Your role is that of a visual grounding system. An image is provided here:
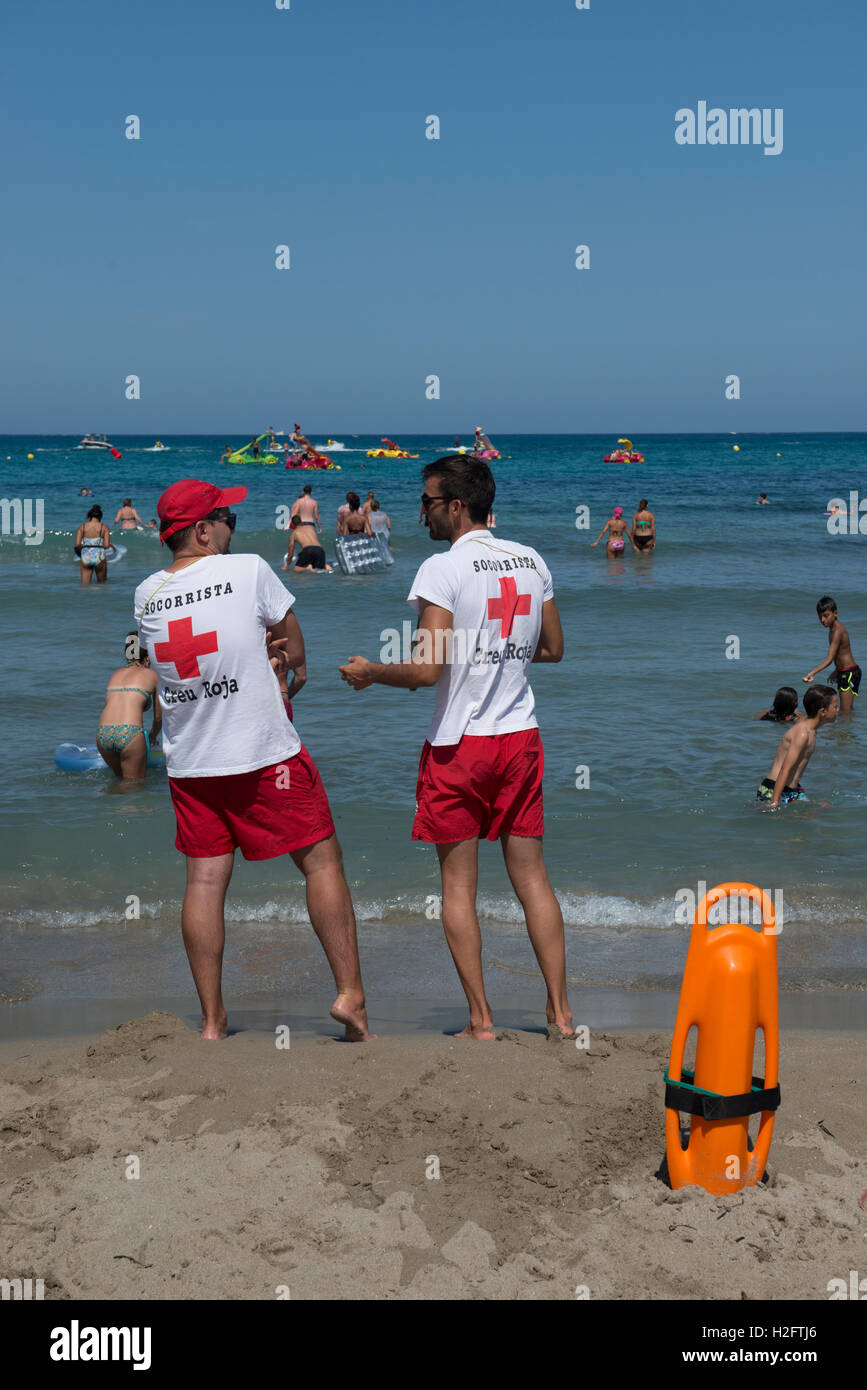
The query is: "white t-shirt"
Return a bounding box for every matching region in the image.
[134,553,299,777]
[407,529,554,746]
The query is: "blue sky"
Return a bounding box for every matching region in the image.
[2,0,864,433]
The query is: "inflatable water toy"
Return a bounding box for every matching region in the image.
[604,439,644,463]
[665,881,780,1196]
[335,533,393,575]
[284,454,338,470]
[227,451,278,465]
[73,544,127,566]
[54,730,164,772]
[367,438,419,459]
[475,449,500,461]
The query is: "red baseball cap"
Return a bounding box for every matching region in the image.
[157,478,247,543]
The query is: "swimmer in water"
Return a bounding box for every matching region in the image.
[115,498,145,531]
[632,499,655,551]
[756,493,770,505]
[754,686,802,722]
[281,515,333,572]
[590,506,635,557]
[96,633,161,781]
[75,505,112,585]
[803,595,861,714]
[756,685,837,808]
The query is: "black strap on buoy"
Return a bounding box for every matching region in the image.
[665,1069,781,1121]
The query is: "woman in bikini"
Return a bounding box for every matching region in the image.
[75,505,113,586]
[344,495,373,535]
[632,499,655,552]
[590,506,636,557]
[96,634,161,780]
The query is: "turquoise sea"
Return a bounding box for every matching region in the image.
[1,433,866,1025]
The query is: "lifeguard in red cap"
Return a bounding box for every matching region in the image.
[134,478,374,1041]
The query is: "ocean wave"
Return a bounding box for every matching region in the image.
[2,889,864,934]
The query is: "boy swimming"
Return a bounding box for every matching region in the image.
[756,685,837,808]
[803,596,861,713]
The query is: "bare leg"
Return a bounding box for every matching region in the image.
[80,563,91,586]
[290,834,374,1041]
[436,838,495,1040]
[118,731,148,781]
[97,745,121,775]
[96,560,108,584]
[839,686,855,714]
[182,853,234,1039]
[500,833,573,1036]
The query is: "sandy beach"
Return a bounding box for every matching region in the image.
[1,1011,863,1301]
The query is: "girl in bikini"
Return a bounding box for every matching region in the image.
[632,499,656,552]
[590,506,636,557]
[96,633,161,781]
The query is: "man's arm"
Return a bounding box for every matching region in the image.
[340,601,451,690]
[314,502,321,532]
[532,598,564,663]
[266,611,306,675]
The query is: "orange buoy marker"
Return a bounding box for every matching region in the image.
[665,882,780,1195]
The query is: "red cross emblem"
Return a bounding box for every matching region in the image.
[487,576,531,638]
[154,617,219,678]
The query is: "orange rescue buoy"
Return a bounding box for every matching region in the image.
[665,882,780,1195]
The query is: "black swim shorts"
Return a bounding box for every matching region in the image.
[295,545,326,569]
[832,665,861,695]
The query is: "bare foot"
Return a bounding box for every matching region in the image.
[201,1011,228,1041]
[455,1022,497,1041]
[546,1011,576,1040]
[330,994,377,1042]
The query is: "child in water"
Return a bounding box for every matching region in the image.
[754,687,802,722]
[803,596,861,714]
[756,685,837,808]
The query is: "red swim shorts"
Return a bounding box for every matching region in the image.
[169,746,335,860]
[412,728,545,843]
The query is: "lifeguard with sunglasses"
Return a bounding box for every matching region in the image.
[340,456,573,1042]
[135,478,373,1043]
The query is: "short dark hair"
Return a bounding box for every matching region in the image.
[421,454,495,524]
[303,484,312,494]
[87,505,103,520]
[164,524,194,552]
[817,596,837,617]
[804,684,836,717]
[123,497,132,506]
[772,686,798,718]
[290,514,302,528]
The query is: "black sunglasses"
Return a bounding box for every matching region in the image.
[420,493,452,509]
[204,510,237,530]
